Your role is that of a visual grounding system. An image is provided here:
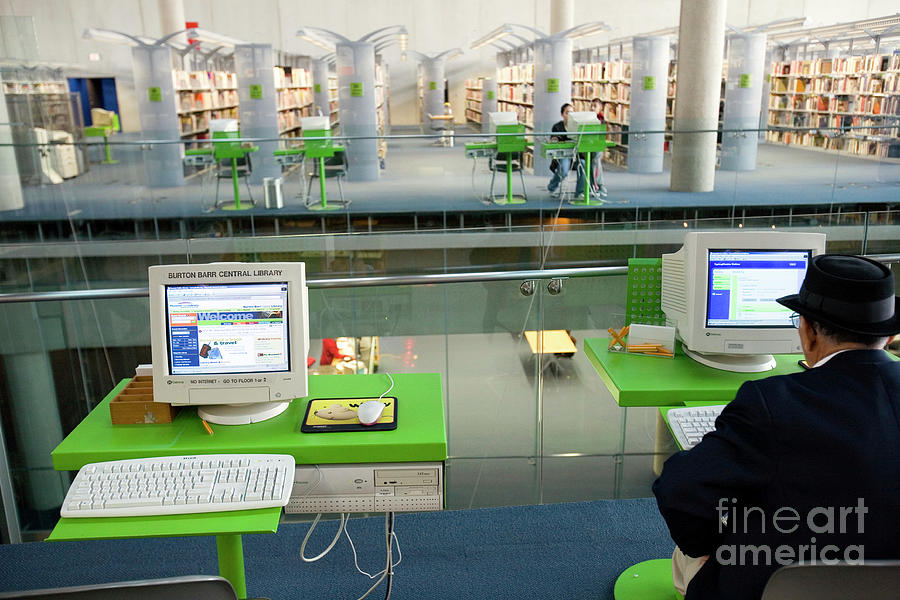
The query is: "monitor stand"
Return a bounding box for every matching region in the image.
[198,401,290,426]
[683,347,776,373]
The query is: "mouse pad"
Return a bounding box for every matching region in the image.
[300,397,397,433]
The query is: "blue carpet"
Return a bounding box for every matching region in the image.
[0,498,673,599]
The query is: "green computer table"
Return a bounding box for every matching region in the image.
[50,373,447,600]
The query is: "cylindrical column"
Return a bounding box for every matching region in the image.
[533,37,573,175]
[158,0,187,45]
[0,76,25,210]
[422,58,446,129]
[759,46,773,140]
[131,45,185,187]
[720,33,766,171]
[5,352,67,512]
[550,0,574,35]
[336,41,379,181]
[234,43,280,184]
[481,77,498,133]
[628,36,669,173]
[669,0,726,192]
[311,58,331,119]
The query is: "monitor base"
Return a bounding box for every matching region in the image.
[198,401,290,425]
[683,347,777,373]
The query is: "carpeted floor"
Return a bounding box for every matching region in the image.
[0,498,674,600]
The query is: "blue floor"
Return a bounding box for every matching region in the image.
[0,498,674,600]
[4,127,899,224]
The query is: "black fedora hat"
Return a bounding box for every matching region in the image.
[777,254,900,336]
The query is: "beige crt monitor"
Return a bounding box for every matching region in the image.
[661,231,826,373]
[149,262,310,425]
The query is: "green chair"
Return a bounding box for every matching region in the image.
[488,123,529,205]
[613,558,683,600]
[301,117,348,211]
[570,121,614,206]
[211,120,257,210]
[83,112,120,165]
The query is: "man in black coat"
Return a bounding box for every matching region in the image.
[653,254,900,600]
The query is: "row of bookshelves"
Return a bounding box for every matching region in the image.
[1,80,69,94]
[273,66,312,89]
[773,54,900,77]
[277,87,313,111]
[765,129,898,159]
[173,70,237,91]
[177,89,239,113]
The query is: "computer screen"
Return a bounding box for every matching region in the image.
[165,282,291,375]
[705,249,811,328]
[661,232,826,372]
[149,263,309,425]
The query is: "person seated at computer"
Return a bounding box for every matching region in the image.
[589,97,608,199]
[547,103,584,198]
[653,254,900,600]
[320,338,349,366]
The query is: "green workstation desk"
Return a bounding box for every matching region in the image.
[50,373,447,599]
[585,337,803,476]
[584,337,803,407]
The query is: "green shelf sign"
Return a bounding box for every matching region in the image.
[429,81,437,90]
[147,87,162,102]
[314,83,321,93]
[487,90,495,100]
[546,78,559,93]
[350,82,363,97]
[643,76,656,91]
[249,84,263,99]
[739,73,752,88]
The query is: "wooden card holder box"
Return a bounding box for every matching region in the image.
[109,376,180,425]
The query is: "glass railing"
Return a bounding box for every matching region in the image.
[1,213,899,543]
[0,122,897,242]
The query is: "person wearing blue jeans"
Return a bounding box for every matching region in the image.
[547,103,584,197]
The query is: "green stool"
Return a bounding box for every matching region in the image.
[613,558,683,600]
[489,123,530,205]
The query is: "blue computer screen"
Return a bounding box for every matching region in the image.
[165,282,291,375]
[706,249,811,328]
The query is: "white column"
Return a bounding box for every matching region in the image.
[234,43,280,184]
[721,33,767,171]
[550,0,574,35]
[0,76,25,210]
[533,37,573,175]
[481,77,498,133]
[628,36,669,173]
[6,352,67,511]
[311,58,331,117]
[422,58,446,129]
[336,41,379,181]
[131,45,185,187]
[669,0,726,192]
[158,0,187,45]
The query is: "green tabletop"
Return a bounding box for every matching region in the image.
[84,126,113,137]
[52,373,447,470]
[584,337,803,407]
[46,506,280,542]
[464,142,497,150]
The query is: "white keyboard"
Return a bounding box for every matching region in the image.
[61,454,295,518]
[667,405,725,450]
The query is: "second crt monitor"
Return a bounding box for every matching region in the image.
[149,262,310,425]
[661,231,826,372]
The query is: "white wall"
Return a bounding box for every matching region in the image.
[1,0,896,131]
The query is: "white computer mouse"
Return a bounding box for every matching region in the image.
[357,400,386,426]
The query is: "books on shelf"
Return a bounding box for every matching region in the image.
[766,53,900,161]
[173,70,240,138]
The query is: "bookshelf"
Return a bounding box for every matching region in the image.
[274,66,313,139]
[465,78,483,124]
[498,63,534,168]
[766,53,900,160]
[666,61,677,151]
[173,70,239,141]
[572,60,632,166]
[2,67,89,184]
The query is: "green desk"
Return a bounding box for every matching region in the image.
[584,337,803,407]
[542,126,615,206]
[84,125,118,164]
[50,373,447,599]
